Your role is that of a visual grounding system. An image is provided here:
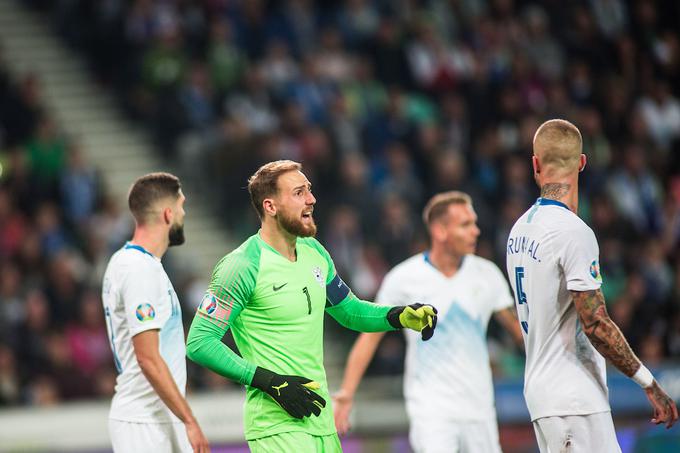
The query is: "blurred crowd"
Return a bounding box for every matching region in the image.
[0,47,136,405]
[2,0,679,405]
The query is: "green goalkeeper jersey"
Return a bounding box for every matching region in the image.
[186,232,395,440]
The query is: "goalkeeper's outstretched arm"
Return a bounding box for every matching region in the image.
[324,274,438,339]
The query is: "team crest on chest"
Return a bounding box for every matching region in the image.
[312,266,324,287]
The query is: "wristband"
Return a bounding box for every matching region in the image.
[632,364,654,388]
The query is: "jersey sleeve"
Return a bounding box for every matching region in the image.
[120,265,169,337]
[556,225,603,292]
[186,249,259,385]
[325,293,396,332]
[199,250,256,327]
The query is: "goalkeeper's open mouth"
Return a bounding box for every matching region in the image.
[301,209,314,222]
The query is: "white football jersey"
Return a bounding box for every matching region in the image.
[102,243,186,423]
[376,253,514,422]
[506,198,609,421]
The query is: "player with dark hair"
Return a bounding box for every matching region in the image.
[103,172,209,453]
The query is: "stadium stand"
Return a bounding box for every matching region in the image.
[27,0,680,386]
[0,0,679,451]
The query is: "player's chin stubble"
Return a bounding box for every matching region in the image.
[278,211,317,238]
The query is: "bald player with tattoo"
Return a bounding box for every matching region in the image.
[506,119,677,452]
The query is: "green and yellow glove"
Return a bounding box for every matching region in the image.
[250,367,326,419]
[387,303,438,340]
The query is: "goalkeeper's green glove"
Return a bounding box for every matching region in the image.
[250,367,326,419]
[387,303,438,340]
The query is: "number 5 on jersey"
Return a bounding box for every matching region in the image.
[514,267,529,334]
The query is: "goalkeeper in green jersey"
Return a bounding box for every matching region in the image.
[186,160,437,452]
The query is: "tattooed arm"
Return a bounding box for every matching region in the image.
[571,289,639,375]
[572,289,678,428]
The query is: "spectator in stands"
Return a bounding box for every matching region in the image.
[0,343,19,405]
[606,143,664,235]
[26,115,66,198]
[60,141,101,229]
[66,290,111,377]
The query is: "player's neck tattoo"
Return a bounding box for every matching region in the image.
[540,183,570,200]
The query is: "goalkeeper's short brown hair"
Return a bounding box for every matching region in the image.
[248,160,302,219]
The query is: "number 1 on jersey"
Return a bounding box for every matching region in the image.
[302,287,311,315]
[514,267,529,334]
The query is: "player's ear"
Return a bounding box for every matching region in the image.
[262,198,276,217]
[532,155,540,174]
[579,154,586,172]
[430,222,446,242]
[163,206,173,225]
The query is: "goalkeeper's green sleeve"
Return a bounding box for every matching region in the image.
[186,314,256,385]
[325,288,438,340]
[325,292,396,332]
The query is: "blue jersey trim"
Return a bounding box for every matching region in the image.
[423,251,465,272]
[105,306,123,373]
[423,251,434,267]
[536,197,569,210]
[124,242,154,257]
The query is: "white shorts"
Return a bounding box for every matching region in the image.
[533,412,621,453]
[109,419,192,453]
[409,417,502,453]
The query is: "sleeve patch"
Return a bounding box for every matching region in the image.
[589,260,603,282]
[326,274,350,306]
[135,303,156,322]
[197,291,233,325]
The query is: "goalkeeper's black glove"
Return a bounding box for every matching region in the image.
[387,303,438,340]
[251,367,326,419]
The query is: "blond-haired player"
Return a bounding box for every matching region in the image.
[506,119,677,452]
[334,191,523,452]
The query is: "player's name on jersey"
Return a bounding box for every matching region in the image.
[506,235,542,262]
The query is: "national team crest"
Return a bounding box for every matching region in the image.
[135,303,156,322]
[590,260,602,282]
[312,266,324,287]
